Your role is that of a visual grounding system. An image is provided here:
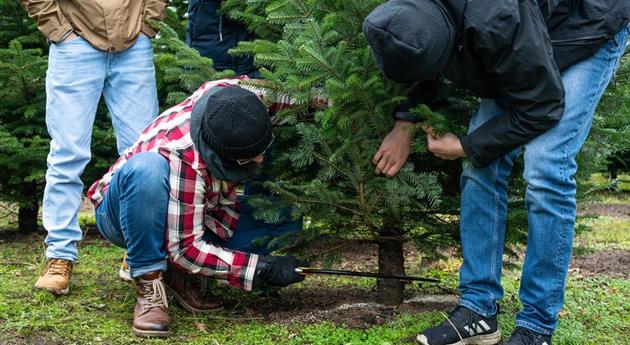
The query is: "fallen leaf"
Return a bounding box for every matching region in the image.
[195,321,207,333]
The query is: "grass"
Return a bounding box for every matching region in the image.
[1,204,629,344]
[588,173,630,193]
[575,216,630,250]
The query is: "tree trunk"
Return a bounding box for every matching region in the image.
[18,183,40,234]
[376,226,405,305]
[610,167,618,181]
[18,202,39,234]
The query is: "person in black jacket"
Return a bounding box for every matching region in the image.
[187,0,258,77]
[363,1,629,344]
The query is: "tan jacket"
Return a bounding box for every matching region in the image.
[19,0,166,52]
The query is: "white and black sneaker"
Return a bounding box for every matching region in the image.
[501,327,551,345]
[416,305,501,345]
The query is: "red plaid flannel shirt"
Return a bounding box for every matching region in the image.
[87,77,294,291]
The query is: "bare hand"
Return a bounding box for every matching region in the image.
[425,127,466,160]
[373,120,414,177]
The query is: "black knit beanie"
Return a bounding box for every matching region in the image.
[197,86,272,160]
[362,0,455,83]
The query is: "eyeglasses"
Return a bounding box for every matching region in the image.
[235,134,275,165]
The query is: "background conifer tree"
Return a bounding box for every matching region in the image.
[583,53,630,185]
[0,0,50,233]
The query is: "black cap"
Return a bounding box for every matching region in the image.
[196,86,272,160]
[362,0,455,82]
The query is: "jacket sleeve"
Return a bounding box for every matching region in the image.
[141,0,167,38]
[165,152,259,291]
[392,80,441,123]
[18,0,73,42]
[460,0,565,168]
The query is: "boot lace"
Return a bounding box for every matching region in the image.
[140,278,169,311]
[47,259,71,278]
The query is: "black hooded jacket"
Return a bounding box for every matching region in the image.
[395,0,630,168]
[187,0,257,76]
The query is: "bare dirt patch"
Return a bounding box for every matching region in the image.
[221,287,457,329]
[214,241,453,329]
[570,249,630,279]
[578,203,630,218]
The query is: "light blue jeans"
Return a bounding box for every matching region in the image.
[43,35,158,262]
[458,26,629,335]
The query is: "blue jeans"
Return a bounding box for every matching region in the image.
[222,150,303,255]
[96,153,302,277]
[458,27,629,335]
[95,153,170,278]
[217,182,302,255]
[43,35,158,262]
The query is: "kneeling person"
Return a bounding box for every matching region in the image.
[87,78,308,337]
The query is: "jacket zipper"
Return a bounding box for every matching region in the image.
[191,1,203,40]
[219,13,223,42]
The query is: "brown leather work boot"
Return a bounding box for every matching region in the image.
[164,263,223,313]
[35,259,73,295]
[133,271,171,337]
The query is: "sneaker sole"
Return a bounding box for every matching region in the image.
[165,284,223,314]
[118,267,133,282]
[132,327,170,338]
[416,330,501,345]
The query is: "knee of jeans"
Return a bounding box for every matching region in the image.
[47,149,92,180]
[123,152,169,189]
[523,148,576,192]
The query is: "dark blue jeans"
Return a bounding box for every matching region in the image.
[223,183,302,255]
[95,152,302,278]
[95,153,170,278]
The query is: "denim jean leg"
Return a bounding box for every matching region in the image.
[224,151,303,254]
[43,37,106,262]
[516,27,630,335]
[103,35,158,154]
[95,202,126,249]
[95,152,170,278]
[459,99,520,317]
[224,193,303,255]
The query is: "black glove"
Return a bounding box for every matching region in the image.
[254,255,310,287]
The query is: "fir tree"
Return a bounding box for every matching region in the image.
[222,0,482,304]
[0,0,49,233]
[582,53,630,184]
[150,18,234,107]
[0,40,48,233]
